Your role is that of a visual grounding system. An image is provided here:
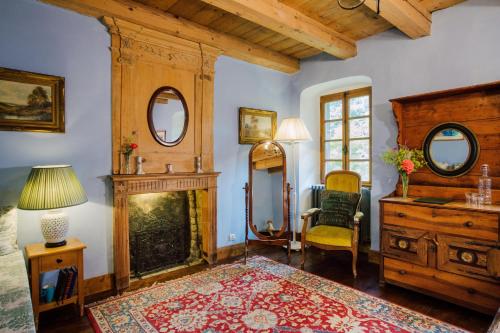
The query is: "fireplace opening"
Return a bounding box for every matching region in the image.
[128,190,203,278]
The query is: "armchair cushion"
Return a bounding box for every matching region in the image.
[306,225,353,247]
[318,190,361,229]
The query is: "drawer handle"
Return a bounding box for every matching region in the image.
[398,270,407,275]
[56,258,63,264]
[464,221,474,228]
[467,288,476,295]
[397,212,406,218]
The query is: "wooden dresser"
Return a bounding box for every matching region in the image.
[380,197,500,314]
[380,82,500,314]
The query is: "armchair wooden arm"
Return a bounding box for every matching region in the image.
[301,208,320,248]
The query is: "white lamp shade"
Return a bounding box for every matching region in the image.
[275,117,312,143]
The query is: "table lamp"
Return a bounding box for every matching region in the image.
[18,165,87,248]
[275,117,312,251]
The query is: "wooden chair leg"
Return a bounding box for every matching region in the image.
[287,241,291,264]
[301,241,306,269]
[352,250,358,278]
[244,242,248,265]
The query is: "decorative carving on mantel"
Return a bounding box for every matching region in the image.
[111,172,220,292]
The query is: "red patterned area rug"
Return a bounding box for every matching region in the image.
[87,256,470,332]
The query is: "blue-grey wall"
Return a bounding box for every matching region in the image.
[214,56,293,247]
[291,0,500,250]
[0,0,113,278]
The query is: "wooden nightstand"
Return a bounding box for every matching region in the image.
[25,237,86,327]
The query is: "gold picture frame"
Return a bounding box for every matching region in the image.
[239,107,277,144]
[0,67,65,133]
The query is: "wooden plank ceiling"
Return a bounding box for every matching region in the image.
[42,0,466,73]
[133,0,464,68]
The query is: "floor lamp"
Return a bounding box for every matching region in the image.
[275,117,312,251]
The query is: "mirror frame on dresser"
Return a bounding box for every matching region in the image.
[379,81,500,315]
[423,122,480,178]
[245,140,291,263]
[147,86,189,147]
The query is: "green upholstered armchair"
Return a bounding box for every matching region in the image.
[301,170,364,277]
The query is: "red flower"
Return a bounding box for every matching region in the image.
[130,143,138,149]
[401,159,414,174]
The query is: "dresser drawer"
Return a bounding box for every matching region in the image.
[383,203,499,241]
[381,226,429,266]
[384,257,500,314]
[40,251,78,271]
[437,234,500,282]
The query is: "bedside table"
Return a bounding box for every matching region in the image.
[25,237,86,327]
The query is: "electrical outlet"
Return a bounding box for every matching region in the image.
[228,233,236,241]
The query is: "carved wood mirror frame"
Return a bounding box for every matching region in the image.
[147,86,189,147]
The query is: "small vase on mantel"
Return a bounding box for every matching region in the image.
[124,154,131,174]
[121,138,138,175]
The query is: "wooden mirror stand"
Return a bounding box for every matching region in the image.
[244,140,291,263]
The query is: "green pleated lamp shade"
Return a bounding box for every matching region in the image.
[18,165,88,210]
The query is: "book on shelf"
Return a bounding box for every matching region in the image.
[66,266,78,298]
[54,269,68,302]
[39,267,79,302]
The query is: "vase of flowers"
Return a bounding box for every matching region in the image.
[122,138,138,174]
[382,145,426,199]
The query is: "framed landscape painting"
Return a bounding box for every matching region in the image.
[239,107,277,144]
[0,67,64,132]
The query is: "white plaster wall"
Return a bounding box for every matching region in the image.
[291,0,500,250]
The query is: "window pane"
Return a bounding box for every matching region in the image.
[325,141,343,160]
[349,139,370,160]
[325,161,342,174]
[325,121,342,140]
[350,161,370,182]
[349,95,370,117]
[325,100,343,120]
[349,118,369,138]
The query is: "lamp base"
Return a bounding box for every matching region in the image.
[45,240,67,248]
[40,209,68,247]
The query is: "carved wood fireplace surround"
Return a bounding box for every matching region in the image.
[104,18,221,291]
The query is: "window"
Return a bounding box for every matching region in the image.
[320,87,372,185]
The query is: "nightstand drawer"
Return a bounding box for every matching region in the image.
[40,251,77,271]
[383,203,498,241]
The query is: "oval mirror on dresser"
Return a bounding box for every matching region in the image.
[147,86,188,147]
[423,122,479,177]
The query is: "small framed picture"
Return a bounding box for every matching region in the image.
[239,107,277,144]
[0,67,65,133]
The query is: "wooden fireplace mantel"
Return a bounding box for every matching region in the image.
[112,172,220,291]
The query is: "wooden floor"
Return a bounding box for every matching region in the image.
[39,247,493,333]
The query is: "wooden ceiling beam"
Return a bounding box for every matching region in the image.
[199,0,357,59]
[364,0,432,38]
[40,0,299,73]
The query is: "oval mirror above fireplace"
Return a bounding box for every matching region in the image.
[423,122,479,177]
[147,86,188,147]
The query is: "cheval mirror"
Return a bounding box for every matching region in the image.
[245,140,291,263]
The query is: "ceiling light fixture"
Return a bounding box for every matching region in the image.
[337,0,380,13]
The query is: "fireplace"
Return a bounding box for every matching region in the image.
[112,173,219,291]
[128,191,203,277]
